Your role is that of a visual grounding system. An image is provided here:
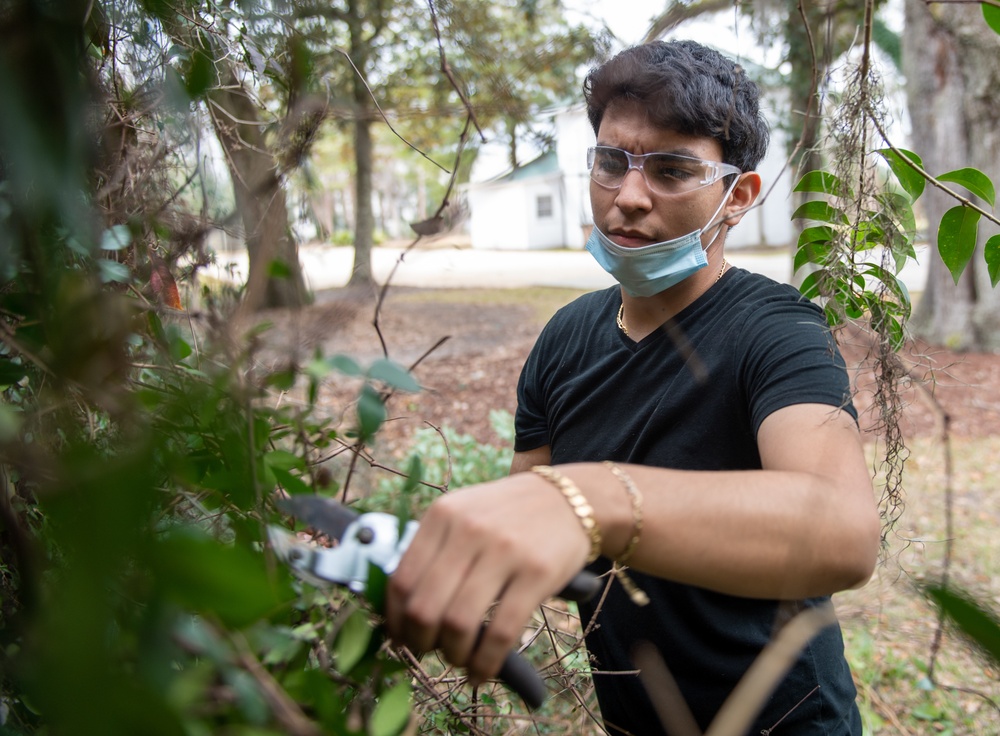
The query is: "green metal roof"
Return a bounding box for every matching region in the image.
[490,150,560,183]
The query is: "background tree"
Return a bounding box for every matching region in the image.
[294,0,605,288]
[903,0,1000,349]
[645,0,897,291]
[140,0,313,311]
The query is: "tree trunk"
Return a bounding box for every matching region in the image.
[349,104,376,288]
[785,1,830,288]
[346,1,376,289]
[905,0,1000,349]
[208,67,309,311]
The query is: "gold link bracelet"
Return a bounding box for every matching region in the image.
[603,461,649,606]
[531,465,602,563]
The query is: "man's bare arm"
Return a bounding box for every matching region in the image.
[387,402,880,683]
[510,445,550,475]
[592,403,880,599]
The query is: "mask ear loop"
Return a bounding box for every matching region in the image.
[701,175,743,255]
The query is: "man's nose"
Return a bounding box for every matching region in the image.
[615,167,653,210]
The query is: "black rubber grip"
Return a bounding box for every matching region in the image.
[498,648,547,710]
[557,569,601,602]
[493,570,600,709]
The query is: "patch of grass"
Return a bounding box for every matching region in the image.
[836,435,1000,735]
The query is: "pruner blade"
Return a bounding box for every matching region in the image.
[267,526,329,588]
[276,495,360,541]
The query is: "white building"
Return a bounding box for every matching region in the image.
[465,104,794,251]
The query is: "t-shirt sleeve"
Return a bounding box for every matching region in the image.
[736,295,857,435]
[513,332,551,453]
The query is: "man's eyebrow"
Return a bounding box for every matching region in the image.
[594,144,704,160]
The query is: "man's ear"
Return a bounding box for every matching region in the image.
[723,172,762,227]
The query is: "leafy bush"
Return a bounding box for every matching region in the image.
[369,410,514,517]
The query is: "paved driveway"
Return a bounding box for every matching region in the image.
[209,243,929,293]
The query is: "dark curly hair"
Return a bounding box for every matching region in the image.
[583,40,770,174]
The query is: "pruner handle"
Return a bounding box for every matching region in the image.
[558,569,601,603]
[494,568,601,710]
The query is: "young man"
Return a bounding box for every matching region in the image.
[386,41,880,734]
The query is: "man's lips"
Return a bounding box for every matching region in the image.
[608,230,655,248]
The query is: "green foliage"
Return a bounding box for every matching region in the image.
[793,13,1000,730]
[371,410,514,517]
[984,2,1000,35]
[791,160,913,347]
[925,584,1000,666]
[0,1,419,733]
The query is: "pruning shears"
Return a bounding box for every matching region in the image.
[268,494,600,710]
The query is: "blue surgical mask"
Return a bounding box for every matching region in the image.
[586,183,738,298]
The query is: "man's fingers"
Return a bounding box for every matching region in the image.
[387,496,496,655]
[465,572,554,685]
[435,538,521,668]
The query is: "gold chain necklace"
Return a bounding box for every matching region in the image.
[616,259,728,337]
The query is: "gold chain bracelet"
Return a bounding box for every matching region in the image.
[603,461,649,607]
[531,465,602,563]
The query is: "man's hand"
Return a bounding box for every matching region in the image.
[384,472,591,685]
[385,403,880,681]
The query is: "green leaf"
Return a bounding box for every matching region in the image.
[793,170,851,197]
[798,269,828,300]
[925,584,1000,665]
[850,220,885,253]
[822,302,844,328]
[334,608,373,674]
[793,243,829,274]
[266,368,297,391]
[861,264,909,300]
[98,259,131,284]
[184,49,215,99]
[365,561,388,614]
[151,532,293,628]
[791,200,848,225]
[225,668,269,725]
[876,192,918,239]
[357,384,386,441]
[986,235,1000,287]
[100,224,132,250]
[267,259,291,278]
[0,359,28,385]
[369,680,412,736]
[147,310,168,346]
[984,2,1000,35]
[263,450,303,472]
[367,359,421,392]
[169,334,192,362]
[327,353,364,377]
[937,206,981,284]
[882,314,906,352]
[259,627,306,666]
[797,225,836,248]
[832,276,864,319]
[876,148,925,202]
[271,466,312,496]
[938,167,996,207]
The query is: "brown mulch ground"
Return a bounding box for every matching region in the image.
[258,285,1000,449]
[253,285,1000,734]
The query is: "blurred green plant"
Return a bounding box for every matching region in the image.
[370,409,513,517]
[791,7,1000,726]
[0,1,419,734]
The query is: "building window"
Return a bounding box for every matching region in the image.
[536,194,553,218]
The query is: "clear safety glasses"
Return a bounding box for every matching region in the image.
[587,145,742,196]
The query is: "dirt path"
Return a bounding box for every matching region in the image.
[256,285,1000,452]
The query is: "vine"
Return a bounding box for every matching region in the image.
[790,0,1000,699]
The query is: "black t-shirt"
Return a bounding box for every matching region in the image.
[515,268,862,735]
